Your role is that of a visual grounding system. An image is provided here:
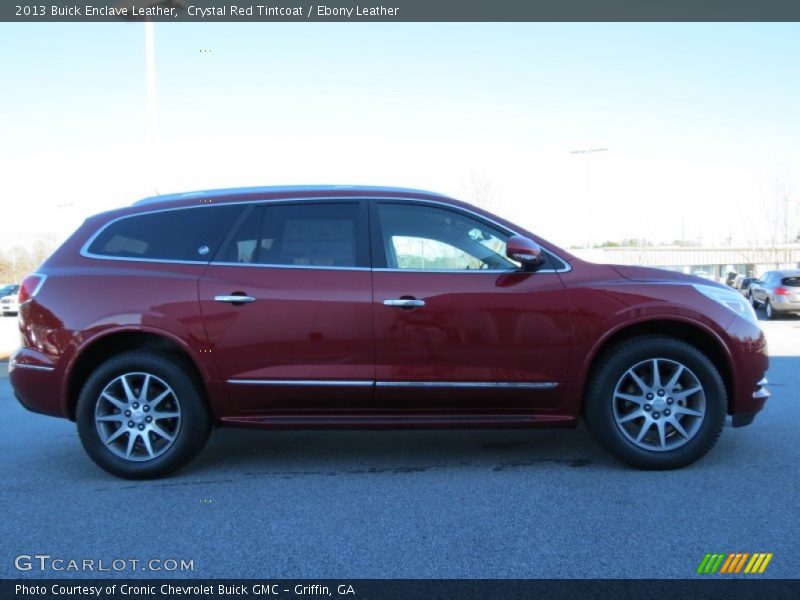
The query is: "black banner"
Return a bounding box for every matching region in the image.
[4,0,800,23]
[3,580,800,600]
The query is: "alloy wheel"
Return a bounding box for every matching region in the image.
[612,358,706,452]
[94,372,182,461]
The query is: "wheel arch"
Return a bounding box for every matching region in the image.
[64,329,209,421]
[580,318,734,414]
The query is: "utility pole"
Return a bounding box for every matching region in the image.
[114,1,188,193]
[144,20,158,193]
[570,147,608,248]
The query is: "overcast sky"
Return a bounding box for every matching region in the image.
[1,23,798,248]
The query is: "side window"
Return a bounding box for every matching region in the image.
[220,207,264,263]
[376,203,517,271]
[221,202,365,268]
[88,205,244,262]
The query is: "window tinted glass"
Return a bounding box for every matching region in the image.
[220,207,264,264]
[377,203,517,271]
[88,205,244,262]
[221,202,364,268]
[782,276,800,287]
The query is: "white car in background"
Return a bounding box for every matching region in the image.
[0,283,20,316]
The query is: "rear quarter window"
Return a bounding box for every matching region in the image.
[87,205,244,262]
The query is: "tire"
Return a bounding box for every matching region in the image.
[76,351,212,479]
[765,299,776,320]
[750,292,758,308]
[584,336,727,470]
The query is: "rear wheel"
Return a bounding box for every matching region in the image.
[584,336,726,469]
[765,299,776,320]
[76,351,212,479]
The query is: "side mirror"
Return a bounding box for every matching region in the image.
[506,235,546,271]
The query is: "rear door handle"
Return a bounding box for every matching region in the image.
[383,298,425,308]
[215,294,256,304]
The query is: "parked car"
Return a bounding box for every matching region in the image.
[0,284,19,297]
[749,269,800,319]
[0,284,20,316]
[9,186,769,478]
[732,275,758,296]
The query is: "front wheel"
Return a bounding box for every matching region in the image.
[584,336,727,469]
[76,351,212,479]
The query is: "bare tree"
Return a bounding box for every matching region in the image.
[461,168,498,211]
[0,233,61,283]
[716,171,798,271]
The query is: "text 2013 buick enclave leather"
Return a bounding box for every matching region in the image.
[10,186,769,478]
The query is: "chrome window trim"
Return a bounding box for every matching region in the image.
[78,253,210,266]
[79,195,572,273]
[210,261,370,272]
[79,203,245,265]
[226,379,558,390]
[372,268,562,275]
[373,198,571,274]
[8,362,55,372]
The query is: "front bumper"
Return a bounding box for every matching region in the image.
[732,377,769,428]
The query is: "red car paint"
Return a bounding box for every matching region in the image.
[9,186,769,432]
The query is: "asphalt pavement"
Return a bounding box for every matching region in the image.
[1,317,798,579]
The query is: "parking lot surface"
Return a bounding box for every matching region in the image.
[1,317,798,579]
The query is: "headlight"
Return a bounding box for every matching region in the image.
[693,284,758,323]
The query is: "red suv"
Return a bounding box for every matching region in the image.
[10,186,769,478]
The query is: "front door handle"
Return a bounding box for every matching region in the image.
[383,298,425,308]
[215,294,256,304]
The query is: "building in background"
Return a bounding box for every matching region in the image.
[573,245,800,282]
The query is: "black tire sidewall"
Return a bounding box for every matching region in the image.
[76,351,211,479]
[585,337,727,470]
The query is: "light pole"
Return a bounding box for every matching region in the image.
[115,1,187,194]
[143,20,159,193]
[570,147,608,248]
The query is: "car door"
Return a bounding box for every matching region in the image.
[370,201,570,412]
[750,274,766,303]
[199,200,374,411]
[756,273,772,303]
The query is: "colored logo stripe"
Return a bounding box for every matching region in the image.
[701,552,773,574]
[720,553,747,573]
[720,553,737,573]
[697,553,725,574]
